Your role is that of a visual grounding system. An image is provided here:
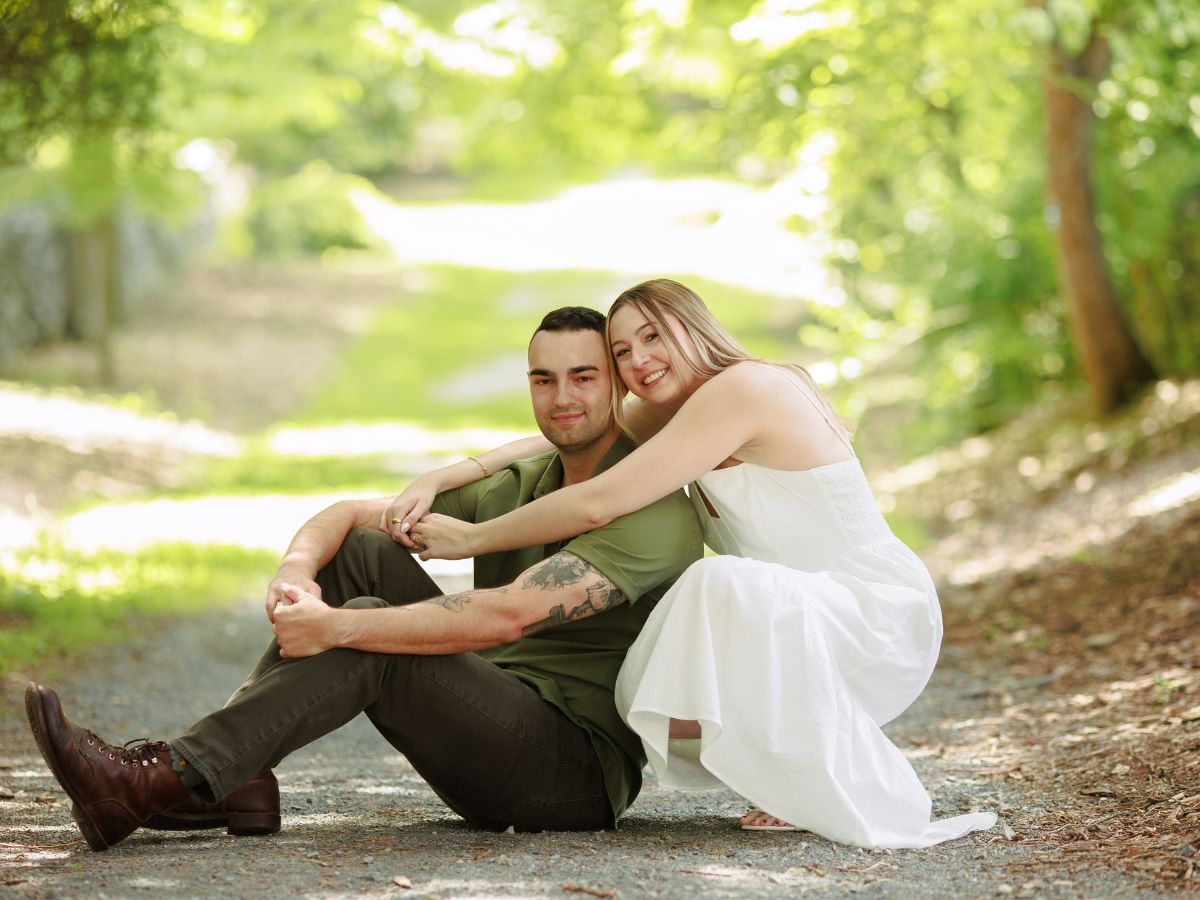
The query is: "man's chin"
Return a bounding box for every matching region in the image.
[545,426,609,453]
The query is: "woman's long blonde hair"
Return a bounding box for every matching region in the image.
[605,278,851,443]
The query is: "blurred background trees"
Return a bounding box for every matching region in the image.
[2,0,1197,453]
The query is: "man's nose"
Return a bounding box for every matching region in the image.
[554,382,577,407]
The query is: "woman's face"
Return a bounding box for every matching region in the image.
[609,303,701,407]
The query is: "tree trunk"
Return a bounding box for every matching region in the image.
[66,214,119,386]
[96,213,118,386]
[1043,25,1156,414]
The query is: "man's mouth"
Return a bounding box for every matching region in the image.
[553,411,584,423]
[641,369,667,386]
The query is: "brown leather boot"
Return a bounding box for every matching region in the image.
[142,771,281,835]
[25,682,191,851]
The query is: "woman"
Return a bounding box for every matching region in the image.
[388,279,996,848]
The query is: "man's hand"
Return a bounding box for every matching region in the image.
[265,573,321,623]
[408,513,480,561]
[273,584,340,658]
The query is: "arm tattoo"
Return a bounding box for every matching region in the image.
[520,553,591,590]
[520,552,627,637]
[420,586,507,614]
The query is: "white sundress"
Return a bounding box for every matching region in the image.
[614,383,997,849]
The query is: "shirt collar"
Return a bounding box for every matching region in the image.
[531,433,635,499]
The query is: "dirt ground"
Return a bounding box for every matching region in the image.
[2,263,1198,896]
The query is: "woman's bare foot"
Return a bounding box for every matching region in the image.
[667,718,701,739]
[739,808,798,830]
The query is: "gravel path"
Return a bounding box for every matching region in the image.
[1,573,1157,898]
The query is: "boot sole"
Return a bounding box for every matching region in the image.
[24,684,110,851]
[142,808,281,835]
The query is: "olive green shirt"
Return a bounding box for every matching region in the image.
[430,434,702,821]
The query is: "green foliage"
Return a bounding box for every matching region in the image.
[3,0,1196,454]
[0,542,274,675]
[0,0,167,163]
[226,161,387,258]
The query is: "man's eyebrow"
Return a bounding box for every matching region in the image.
[528,365,600,377]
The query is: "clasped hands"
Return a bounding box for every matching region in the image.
[379,479,480,560]
[266,575,338,658]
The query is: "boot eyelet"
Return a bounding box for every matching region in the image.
[142,760,149,766]
[151,757,159,764]
[108,753,115,759]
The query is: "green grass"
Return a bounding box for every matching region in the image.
[294,264,793,431]
[0,543,275,676]
[172,447,407,498]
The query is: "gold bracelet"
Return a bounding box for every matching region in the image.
[468,456,491,478]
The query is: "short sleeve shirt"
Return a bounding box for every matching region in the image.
[430,434,702,820]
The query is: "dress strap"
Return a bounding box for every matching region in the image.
[781,368,855,453]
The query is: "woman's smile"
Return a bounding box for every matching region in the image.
[640,368,668,387]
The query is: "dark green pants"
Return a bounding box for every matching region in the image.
[172,527,610,831]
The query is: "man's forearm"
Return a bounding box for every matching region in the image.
[332,587,521,655]
[275,551,628,659]
[278,498,387,579]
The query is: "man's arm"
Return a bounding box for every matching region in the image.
[272,551,627,657]
[265,497,391,622]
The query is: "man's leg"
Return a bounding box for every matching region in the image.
[172,529,609,830]
[225,527,441,705]
[172,596,609,831]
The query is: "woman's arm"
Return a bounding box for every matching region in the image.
[620,394,675,443]
[381,434,552,546]
[412,365,777,559]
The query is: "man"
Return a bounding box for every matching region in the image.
[25,306,702,850]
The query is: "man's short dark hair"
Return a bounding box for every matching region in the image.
[533,306,606,338]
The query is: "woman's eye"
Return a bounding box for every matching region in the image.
[614,348,628,358]
[644,332,658,343]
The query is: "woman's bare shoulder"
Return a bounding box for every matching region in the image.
[698,361,798,395]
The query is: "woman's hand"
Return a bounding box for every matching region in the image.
[408,514,481,561]
[380,476,440,549]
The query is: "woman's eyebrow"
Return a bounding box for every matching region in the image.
[610,323,653,347]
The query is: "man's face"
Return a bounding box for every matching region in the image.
[527,328,615,452]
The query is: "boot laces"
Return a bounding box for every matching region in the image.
[86,731,167,765]
[116,738,169,765]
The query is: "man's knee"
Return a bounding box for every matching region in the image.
[343,595,389,610]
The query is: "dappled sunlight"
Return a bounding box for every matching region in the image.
[0,386,239,457]
[269,422,528,457]
[0,509,38,550]
[47,493,470,578]
[57,493,361,554]
[352,174,839,300]
[1128,469,1200,517]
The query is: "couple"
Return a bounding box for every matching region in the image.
[25,279,995,850]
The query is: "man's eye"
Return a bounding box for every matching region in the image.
[578,375,594,383]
